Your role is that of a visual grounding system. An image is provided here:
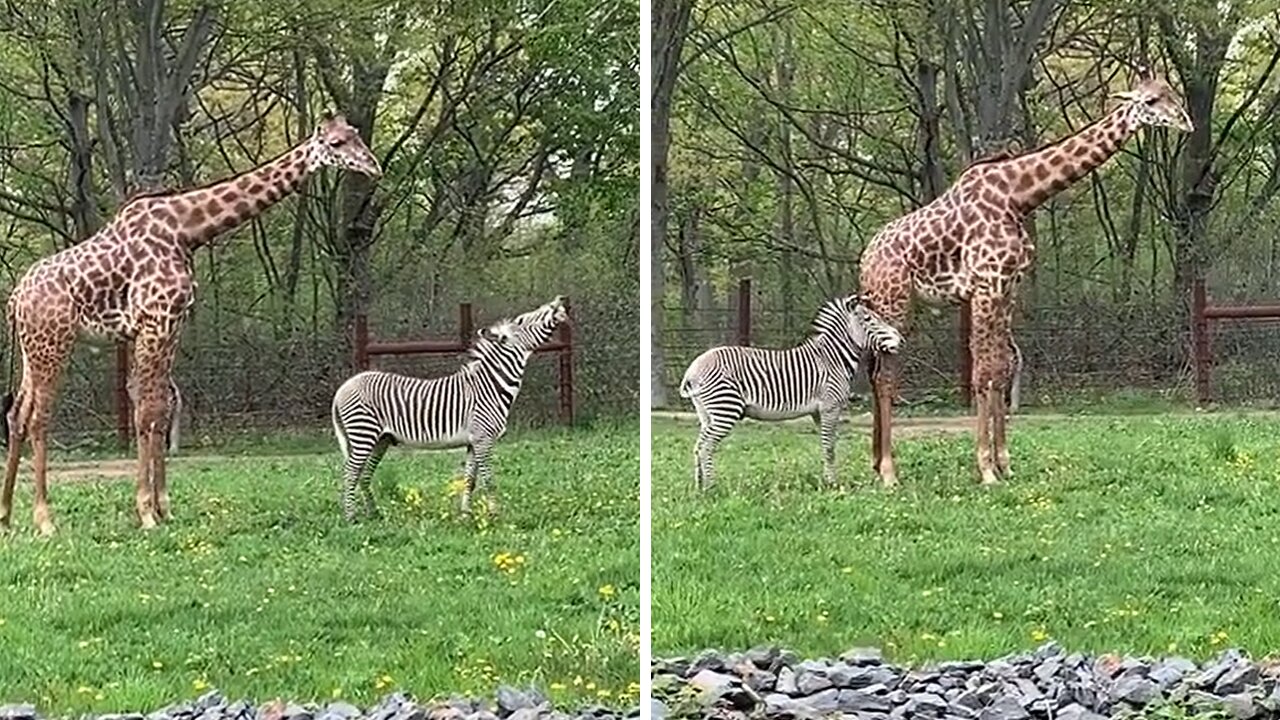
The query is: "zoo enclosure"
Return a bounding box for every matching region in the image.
[662,278,1280,408]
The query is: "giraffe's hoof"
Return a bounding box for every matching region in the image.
[980,470,1001,486]
[138,513,158,530]
[37,520,56,537]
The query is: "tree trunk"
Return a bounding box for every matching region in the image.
[651,0,694,409]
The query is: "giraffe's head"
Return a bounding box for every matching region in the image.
[309,112,383,178]
[476,296,568,354]
[1112,69,1194,133]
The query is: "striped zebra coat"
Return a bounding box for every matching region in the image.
[680,295,903,489]
[330,297,568,520]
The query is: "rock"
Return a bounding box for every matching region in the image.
[1111,676,1160,705]
[495,688,544,716]
[0,706,37,720]
[762,694,819,720]
[426,707,465,720]
[746,646,780,669]
[841,648,884,666]
[1223,692,1261,720]
[688,669,738,694]
[1193,651,1244,688]
[1033,642,1064,660]
[837,689,891,713]
[1215,664,1261,695]
[1055,704,1107,720]
[648,700,666,720]
[506,711,538,720]
[953,684,999,711]
[282,705,312,720]
[945,704,977,719]
[977,697,1029,720]
[691,650,728,674]
[794,666,834,695]
[776,667,799,696]
[1008,679,1043,706]
[324,704,361,720]
[102,715,146,720]
[1032,659,1062,684]
[738,666,776,693]
[797,689,840,714]
[904,693,948,714]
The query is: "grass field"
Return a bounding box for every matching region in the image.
[652,413,1280,663]
[0,421,639,714]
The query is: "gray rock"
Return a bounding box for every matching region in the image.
[0,706,37,720]
[945,704,977,719]
[904,693,948,714]
[1111,676,1159,705]
[794,666,834,695]
[776,667,799,696]
[977,697,1028,720]
[739,666,776,693]
[505,711,538,720]
[647,700,666,720]
[937,661,985,674]
[1032,659,1061,684]
[1033,642,1064,660]
[1223,692,1261,720]
[102,715,145,720]
[953,684,999,711]
[691,650,728,674]
[836,689,891,713]
[324,704,361,720]
[746,646,780,669]
[841,648,884,666]
[1054,704,1107,720]
[761,694,819,720]
[1193,652,1243,688]
[426,707,465,720]
[1215,664,1261,695]
[688,669,738,694]
[1008,679,1043,705]
[496,688,545,715]
[282,704,313,720]
[797,689,840,714]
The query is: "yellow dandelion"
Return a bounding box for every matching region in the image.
[332,688,343,699]
[152,661,164,670]
[374,674,394,691]
[550,683,566,691]
[192,678,209,692]
[598,584,616,600]
[1031,628,1049,642]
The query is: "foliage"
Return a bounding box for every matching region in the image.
[652,414,1280,660]
[0,422,640,712]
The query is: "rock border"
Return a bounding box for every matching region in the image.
[652,643,1280,720]
[0,688,637,720]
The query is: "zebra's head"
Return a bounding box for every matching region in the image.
[475,296,568,357]
[845,297,903,354]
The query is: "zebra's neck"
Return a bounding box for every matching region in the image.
[804,334,862,381]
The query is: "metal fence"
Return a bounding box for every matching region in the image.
[658,278,1280,411]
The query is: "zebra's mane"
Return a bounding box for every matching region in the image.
[806,298,853,340]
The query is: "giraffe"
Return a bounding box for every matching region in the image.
[858,71,1192,487]
[0,113,381,535]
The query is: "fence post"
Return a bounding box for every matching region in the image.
[354,313,369,371]
[736,278,752,346]
[558,297,574,426]
[115,341,131,448]
[1192,277,1210,405]
[959,301,973,408]
[459,302,473,345]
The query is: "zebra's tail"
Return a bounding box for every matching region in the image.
[331,393,350,460]
[678,368,699,399]
[0,390,12,450]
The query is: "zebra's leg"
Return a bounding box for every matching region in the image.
[815,406,841,488]
[359,436,391,519]
[335,410,380,522]
[474,442,499,517]
[691,390,742,492]
[460,445,477,515]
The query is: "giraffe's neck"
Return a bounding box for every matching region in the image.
[1003,104,1138,213]
[171,143,315,248]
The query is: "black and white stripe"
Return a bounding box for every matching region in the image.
[679,295,903,490]
[330,296,569,520]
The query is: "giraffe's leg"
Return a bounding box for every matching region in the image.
[970,292,1002,486]
[870,352,901,487]
[461,445,477,515]
[131,334,179,529]
[28,385,60,537]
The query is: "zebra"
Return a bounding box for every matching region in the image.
[330,296,569,521]
[680,295,903,490]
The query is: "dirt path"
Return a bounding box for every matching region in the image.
[19,453,314,484]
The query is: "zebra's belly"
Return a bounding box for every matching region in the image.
[399,428,471,450]
[744,402,817,422]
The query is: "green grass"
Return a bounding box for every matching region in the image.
[0,421,640,713]
[652,414,1280,664]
